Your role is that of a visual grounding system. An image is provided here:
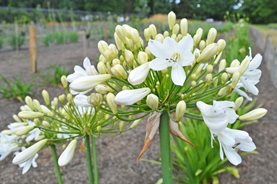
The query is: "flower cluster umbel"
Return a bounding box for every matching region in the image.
[66,12,267,165]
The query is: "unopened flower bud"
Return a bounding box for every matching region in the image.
[206,28,217,45]
[106,93,117,114]
[98,40,109,54]
[155,34,164,42]
[111,64,127,79]
[13,114,21,122]
[197,43,218,62]
[239,108,267,121]
[180,18,188,35]
[58,94,66,105]
[231,59,240,67]
[67,94,73,103]
[15,125,35,136]
[124,50,134,66]
[149,24,157,38]
[95,84,111,94]
[115,25,126,42]
[25,96,34,110]
[234,97,244,110]
[206,65,213,73]
[114,33,125,50]
[144,28,151,41]
[219,59,227,72]
[205,73,213,82]
[172,24,179,35]
[13,139,47,165]
[18,111,44,119]
[146,94,159,110]
[138,51,148,64]
[41,90,50,106]
[97,62,107,74]
[231,72,240,88]
[168,11,176,30]
[130,119,141,129]
[176,101,186,121]
[238,56,250,75]
[112,58,121,66]
[90,93,103,107]
[163,31,169,37]
[33,99,42,112]
[193,28,203,46]
[199,40,206,51]
[61,75,68,88]
[58,139,77,166]
[221,72,229,83]
[217,39,226,53]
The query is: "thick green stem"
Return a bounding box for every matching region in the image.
[91,137,99,184]
[85,135,94,184]
[159,111,173,184]
[50,145,63,184]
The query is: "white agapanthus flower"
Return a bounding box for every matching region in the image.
[196,101,238,133]
[14,148,38,174]
[226,52,262,101]
[148,35,194,86]
[67,57,98,95]
[196,101,256,165]
[0,133,19,160]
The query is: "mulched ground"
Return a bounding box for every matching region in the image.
[0,33,276,184]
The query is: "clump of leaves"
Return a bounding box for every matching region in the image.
[0,75,32,101]
[42,31,79,47]
[8,33,25,50]
[48,65,69,86]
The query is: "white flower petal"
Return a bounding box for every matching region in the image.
[148,39,170,58]
[163,37,178,53]
[177,34,193,52]
[240,78,259,95]
[149,58,170,71]
[226,108,238,124]
[222,145,242,166]
[114,88,151,105]
[248,54,262,70]
[171,65,186,86]
[234,87,252,101]
[74,94,91,107]
[179,51,194,66]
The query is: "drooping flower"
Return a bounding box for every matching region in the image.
[196,101,238,133]
[58,139,77,166]
[148,35,194,86]
[114,88,151,105]
[0,133,19,160]
[14,148,39,174]
[197,101,256,165]
[67,57,110,95]
[226,53,262,101]
[217,128,256,165]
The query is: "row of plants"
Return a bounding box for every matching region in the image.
[0,34,25,50]
[0,12,266,184]
[0,65,68,102]
[41,31,79,47]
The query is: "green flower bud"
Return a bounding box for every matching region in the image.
[146,94,159,110]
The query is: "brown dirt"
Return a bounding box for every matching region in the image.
[0,34,276,184]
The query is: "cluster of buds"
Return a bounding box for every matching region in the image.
[0,75,118,174]
[65,11,267,165]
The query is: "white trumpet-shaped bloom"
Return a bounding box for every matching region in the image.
[58,139,77,166]
[217,128,256,165]
[67,57,98,83]
[14,148,38,174]
[196,101,238,133]
[148,35,194,86]
[114,88,151,105]
[13,139,47,165]
[0,133,19,160]
[128,63,150,85]
[197,100,255,165]
[226,53,262,101]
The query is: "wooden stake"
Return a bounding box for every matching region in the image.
[29,23,37,73]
